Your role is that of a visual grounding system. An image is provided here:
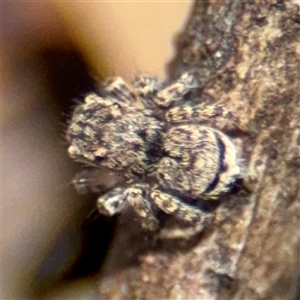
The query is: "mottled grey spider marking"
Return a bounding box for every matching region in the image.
[66,72,244,232]
[67,94,164,178]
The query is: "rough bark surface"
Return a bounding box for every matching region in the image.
[98,1,300,299]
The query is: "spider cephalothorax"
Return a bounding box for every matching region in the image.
[66,72,244,231]
[66,93,164,178]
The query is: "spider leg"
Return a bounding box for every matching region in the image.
[97,184,159,231]
[102,76,137,103]
[154,72,199,108]
[126,184,159,231]
[165,101,249,131]
[132,74,163,110]
[150,189,211,225]
[97,187,128,216]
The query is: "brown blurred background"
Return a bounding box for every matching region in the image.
[2,2,191,299]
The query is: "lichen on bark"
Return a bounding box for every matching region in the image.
[98,1,300,299]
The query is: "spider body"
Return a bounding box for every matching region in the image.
[66,73,243,231]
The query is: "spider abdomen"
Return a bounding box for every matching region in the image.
[156,125,241,200]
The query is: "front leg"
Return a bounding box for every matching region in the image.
[97,187,128,216]
[96,185,211,237]
[97,184,159,231]
[126,184,159,231]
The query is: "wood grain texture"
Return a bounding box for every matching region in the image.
[98,1,300,299]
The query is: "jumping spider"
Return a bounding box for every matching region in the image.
[66,72,244,232]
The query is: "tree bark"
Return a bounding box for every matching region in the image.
[98,1,300,299]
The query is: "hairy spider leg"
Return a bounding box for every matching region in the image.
[155,72,199,108]
[132,74,163,109]
[166,101,249,131]
[150,189,210,224]
[97,187,128,216]
[126,185,159,231]
[102,76,138,103]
